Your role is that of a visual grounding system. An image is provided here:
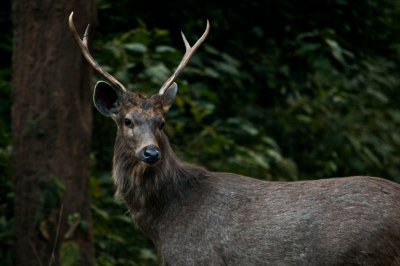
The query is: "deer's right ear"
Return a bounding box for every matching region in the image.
[162,82,178,113]
[93,81,120,117]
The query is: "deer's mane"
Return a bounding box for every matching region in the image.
[112,131,208,216]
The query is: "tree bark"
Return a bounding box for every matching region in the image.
[12,1,96,265]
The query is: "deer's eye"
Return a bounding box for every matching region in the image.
[160,121,165,130]
[124,118,132,127]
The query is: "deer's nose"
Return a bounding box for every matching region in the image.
[138,145,161,164]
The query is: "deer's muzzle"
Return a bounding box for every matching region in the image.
[137,144,161,164]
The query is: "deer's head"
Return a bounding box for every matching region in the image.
[69,12,209,165]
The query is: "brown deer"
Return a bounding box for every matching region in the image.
[69,12,400,265]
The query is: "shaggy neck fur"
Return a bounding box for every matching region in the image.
[112,131,207,241]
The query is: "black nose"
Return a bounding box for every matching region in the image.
[138,145,161,164]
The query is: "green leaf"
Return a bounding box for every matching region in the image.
[366,88,388,103]
[60,241,81,266]
[362,147,381,168]
[155,45,176,53]
[80,220,88,232]
[204,67,220,78]
[325,38,346,65]
[140,248,157,260]
[143,63,170,83]
[124,43,147,53]
[91,204,110,220]
[213,62,240,76]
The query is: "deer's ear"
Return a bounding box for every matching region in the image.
[93,81,120,117]
[162,82,178,112]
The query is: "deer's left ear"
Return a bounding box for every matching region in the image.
[162,82,178,112]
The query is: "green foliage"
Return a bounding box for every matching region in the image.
[90,174,159,265]
[265,23,400,180]
[60,241,81,266]
[36,177,65,225]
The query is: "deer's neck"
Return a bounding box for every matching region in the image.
[112,132,206,241]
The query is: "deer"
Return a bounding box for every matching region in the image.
[69,12,400,265]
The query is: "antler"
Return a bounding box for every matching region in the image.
[159,20,210,95]
[69,12,127,93]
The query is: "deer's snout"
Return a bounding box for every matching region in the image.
[137,144,161,164]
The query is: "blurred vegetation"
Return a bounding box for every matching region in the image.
[2,0,400,265]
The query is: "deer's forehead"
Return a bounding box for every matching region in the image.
[125,108,162,121]
[121,93,163,118]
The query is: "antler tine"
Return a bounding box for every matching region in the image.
[82,23,90,47]
[159,20,210,95]
[68,12,127,93]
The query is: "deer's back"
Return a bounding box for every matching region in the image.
[157,174,400,265]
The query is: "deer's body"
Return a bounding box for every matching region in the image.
[159,174,400,265]
[69,13,400,265]
[116,131,400,266]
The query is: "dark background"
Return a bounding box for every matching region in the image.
[2,0,400,264]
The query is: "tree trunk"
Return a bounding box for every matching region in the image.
[12,1,96,265]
